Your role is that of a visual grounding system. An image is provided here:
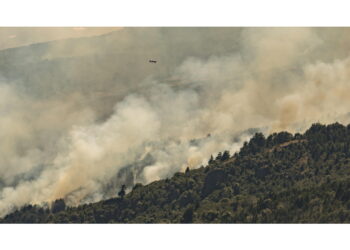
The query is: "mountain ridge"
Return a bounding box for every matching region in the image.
[2,122,350,223]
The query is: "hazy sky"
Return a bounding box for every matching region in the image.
[0,27,121,50]
[1,27,350,217]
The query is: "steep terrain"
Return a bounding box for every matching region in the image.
[2,122,350,223]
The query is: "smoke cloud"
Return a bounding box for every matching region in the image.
[0,27,350,216]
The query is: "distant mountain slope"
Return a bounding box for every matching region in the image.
[3,122,350,223]
[0,28,242,97]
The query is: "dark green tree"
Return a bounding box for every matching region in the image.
[181,207,194,223]
[221,150,230,161]
[51,199,66,213]
[208,155,214,164]
[216,152,222,160]
[118,185,126,200]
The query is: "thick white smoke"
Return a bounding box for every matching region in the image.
[1,27,350,217]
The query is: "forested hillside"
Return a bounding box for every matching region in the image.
[3,122,350,223]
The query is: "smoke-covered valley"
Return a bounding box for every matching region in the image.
[1,27,350,217]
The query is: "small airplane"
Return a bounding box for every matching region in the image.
[149,60,157,63]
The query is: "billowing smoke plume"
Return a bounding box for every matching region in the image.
[0,27,350,216]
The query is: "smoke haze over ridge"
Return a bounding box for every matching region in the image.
[1,27,350,216]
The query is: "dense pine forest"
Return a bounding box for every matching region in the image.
[2,122,350,223]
